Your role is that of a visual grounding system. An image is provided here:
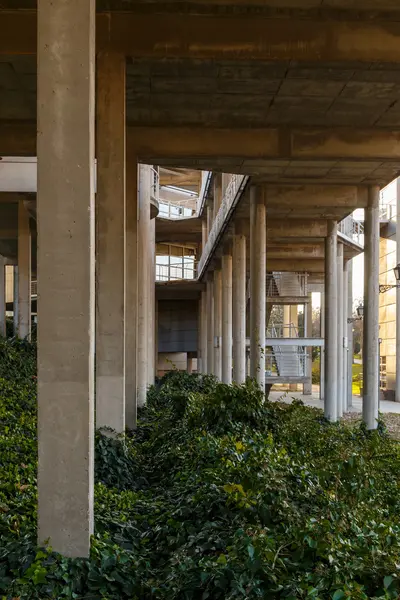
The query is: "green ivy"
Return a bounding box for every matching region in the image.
[1,339,400,598]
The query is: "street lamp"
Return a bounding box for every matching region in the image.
[348,304,364,324]
[379,263,400,293]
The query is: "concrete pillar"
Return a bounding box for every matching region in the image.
[125,156,138,429]
[337,243,344,418]
[18,200,31,340]
[324,220,338,422]
[396,178,400,402]
[289,304,298,391]
[206,277,214,374]
[147,218,156,386]
[155,298,159,377]
[187,355,193,374]
[303,293,313,395]
[207,204,213,236]
[320,288,325,400]
[199,290,207,373]
[363,186,380,430]
[95,51,126,433]
[250,186,266,388]
[213,174,223,221]
[213,267,222,380]
[13,266,18,336]
[0,257,5,337]
[202,218,208,248]
[137,165,150,405]
[222,253,233,384]
[347,260,353,408]
[232,230,246,383]
[343,260,349,412]
[37,0,95,558]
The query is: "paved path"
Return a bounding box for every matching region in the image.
[269,390,400,414]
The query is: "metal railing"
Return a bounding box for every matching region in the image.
[379,203,395,221]
[150,167,160,203]
[156,258,197,282]
[265,348,309,377]
[267,323,299,338]
[338,215,364,246]
[31,280,37,296]
[198,173,248,277]
[267,272,308,297]
[158,201,195,220]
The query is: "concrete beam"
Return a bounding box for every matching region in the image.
[266,259,325,273]
[266,244,324,259]
[3,11,400,64]
[267,220,327,238]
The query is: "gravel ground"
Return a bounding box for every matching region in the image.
[343,411,400,440]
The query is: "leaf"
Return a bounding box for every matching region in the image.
[332,591,345,600]
[384,575,394,590]
[216,554,227,565]
[247,544,255,560]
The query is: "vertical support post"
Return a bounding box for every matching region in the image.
[213,267,222,380]
[187,355,193,374]
[18,200,31,340]
[206,277,214,374]
[37,0,95,558]
[324,220,338,422]
[200,290,207,373]
[347,260,353,408]
[155,298,158,377]
[147,217,156,386]
[250,186,266,389]
[125,156,138,428]
[289,304,298,391]
[303,293,313,395]
[222,252,233,384]
[95,51,126,433]
[206,204,213,236]
[137,165,150,406]
[343,260,349,412]
[320,287,325,400]
[201,218,208,249]
[363,186,380,430]
[13,266,19,336]
[232,228,246,383]
[0,258,5,337]
[213,173,223,220]
[337,243,344,417]
[396,178,400,402]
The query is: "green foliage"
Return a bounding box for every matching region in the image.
[1,342,400,598]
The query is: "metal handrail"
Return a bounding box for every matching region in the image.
[338,215,364,246]
[158,200,195,220]
[156,257,197,282]
[150,167,160,203]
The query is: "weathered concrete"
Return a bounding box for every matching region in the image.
[324,220,338,422]
[95,51,126,433]
[17,200,31,340]
[303,293,313,395]
[125,154,138,428]
[396,178,400,403]
[347,260,353,408]
[147,218,156,386]
[137,165,150,406]
[320,287,325,400]
[250,186,266,388]
[343,259,349,412]
[232,230,246,383]
[199,290,207,373]
[337,243,344,418]
[37,0,95,558]
[213,174,223,221]
[0,257,5,337]
[213,267,222,380]
[221,253,233,384]
[363,186,380,430]
[206,277,214,374]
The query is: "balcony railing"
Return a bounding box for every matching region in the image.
[158,201,195,220]
[338,215,364,246]
[267,272,307,297]
[267,323,300,338]
[156,257,197,282]
[379,203,395,221]
[265,348,309,378]
[198,173,248,277]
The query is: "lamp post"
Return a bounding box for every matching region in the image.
[347,304,364,324]
[379,263,400,294]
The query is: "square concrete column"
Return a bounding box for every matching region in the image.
[303,293,313,395]
[289,304,298,392]
[95,51,126,433]
[396,178,400,402]
[125,155,139,428]
[206,203,213,235]
[213,267,222,380]
[250,186,266,388]
[324,220,338,422]
[0,257,5,337]
[343,259,349,412]
[147,217,156,386]
[337,243,344,417]
[222,252,233,384]
[13,266,18,336]
[320,287,325,400]
[232,228,246,383]
[213,174,223,221]
[18,200,31,340]
[347,260,353,408]
[137,165,151,406]
[199,289,207,373]
[37,0,95,558]
[206,277,214,374]
[202,218,208,248]
[363,186,380,430]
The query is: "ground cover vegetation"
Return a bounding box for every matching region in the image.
[1,339,400,599]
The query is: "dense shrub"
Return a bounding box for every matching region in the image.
[1,341,400,598]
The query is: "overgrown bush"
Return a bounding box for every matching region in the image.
[1,340,400,599]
